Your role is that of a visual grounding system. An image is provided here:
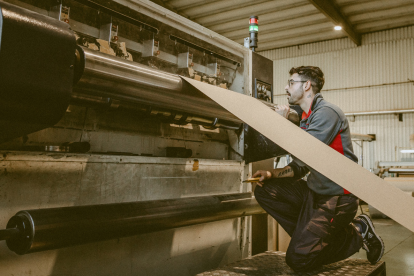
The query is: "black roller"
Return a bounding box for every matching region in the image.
[0,2,76,143]
[3,193,264,255]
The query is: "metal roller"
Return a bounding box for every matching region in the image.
[0,1,76,143]
[72,46,296,130]
[73,47,241,124]
[72,47,297,130]
[1,193,264,255]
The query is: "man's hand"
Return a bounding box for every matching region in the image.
[252,170,272,187]
[275,105,290,119]
[252,166,294,187]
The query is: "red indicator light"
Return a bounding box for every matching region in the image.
[249,18,258,24]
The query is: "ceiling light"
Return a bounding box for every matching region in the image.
[334,26,342,31]
[401,149,414,153]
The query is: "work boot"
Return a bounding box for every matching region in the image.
[353,214,384,264]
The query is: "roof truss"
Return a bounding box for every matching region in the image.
[308,0,361,46]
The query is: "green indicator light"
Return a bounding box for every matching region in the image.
[249,25,258,32]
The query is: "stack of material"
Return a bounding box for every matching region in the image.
[388,168,414,178]
[377,161,414,178]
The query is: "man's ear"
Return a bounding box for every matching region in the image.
[303,80,312,92]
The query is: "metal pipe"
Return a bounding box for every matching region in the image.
[345,109,414,117]
[388,168,414,174]
[73,47,240,123]
[2,193,264,255]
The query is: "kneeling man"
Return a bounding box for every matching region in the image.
[253,66,384,271]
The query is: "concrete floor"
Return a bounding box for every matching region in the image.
[350,206,414,276]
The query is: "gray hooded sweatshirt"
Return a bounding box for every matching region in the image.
[288,93,358,195]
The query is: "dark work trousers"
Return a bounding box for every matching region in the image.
[254,178,363,272]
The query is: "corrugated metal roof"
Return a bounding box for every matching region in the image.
[156,0,414,51]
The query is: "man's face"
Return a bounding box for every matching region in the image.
[285,73,305,105]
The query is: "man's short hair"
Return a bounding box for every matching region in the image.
[289,66,325,94]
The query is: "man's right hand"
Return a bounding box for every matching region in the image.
[252,170,272,186]
[275,105,290,119]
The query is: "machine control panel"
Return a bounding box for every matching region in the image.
[254,79,272,102]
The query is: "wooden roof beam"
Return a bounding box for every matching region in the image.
[308,0,361,46]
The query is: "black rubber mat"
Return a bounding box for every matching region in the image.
[197,251,385,276]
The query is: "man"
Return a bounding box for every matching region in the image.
[253,66,384,271]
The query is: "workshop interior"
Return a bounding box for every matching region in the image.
[0,0,413,275]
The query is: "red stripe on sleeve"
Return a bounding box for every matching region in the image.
[329,131,344,155]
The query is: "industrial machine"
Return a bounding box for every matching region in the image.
[0,1,292,275]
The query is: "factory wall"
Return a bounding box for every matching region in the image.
[260,25,414,170]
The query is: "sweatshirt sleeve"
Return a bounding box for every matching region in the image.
[288,159,310,179]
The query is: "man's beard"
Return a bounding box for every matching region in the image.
[288,86,304,105]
